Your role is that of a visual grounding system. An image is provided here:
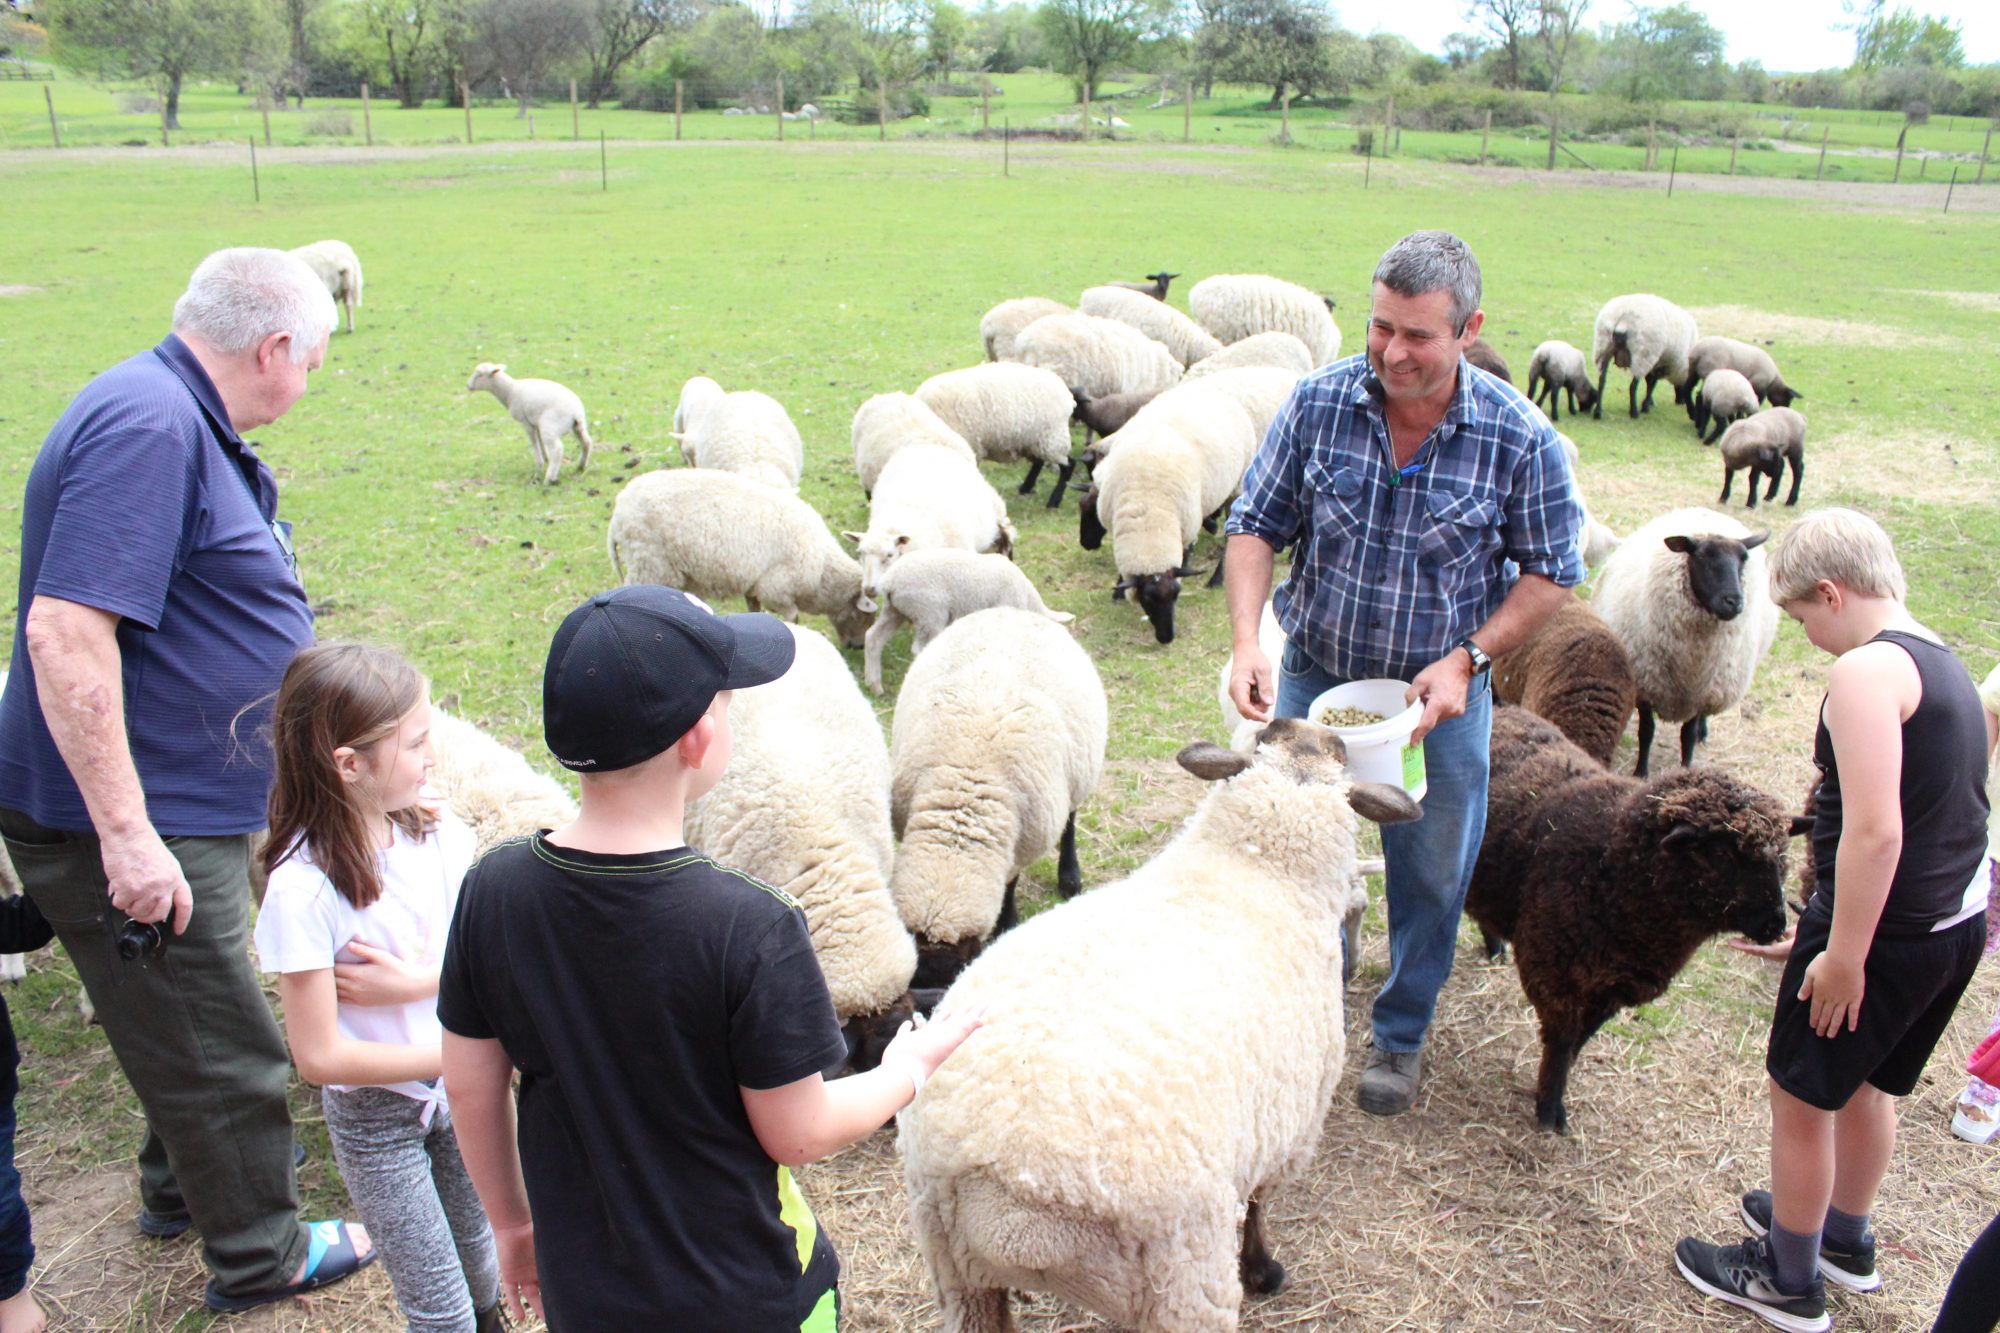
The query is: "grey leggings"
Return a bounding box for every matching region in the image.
[322,1084,500,1333]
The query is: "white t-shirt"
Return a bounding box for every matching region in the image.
[254,810,476,1105]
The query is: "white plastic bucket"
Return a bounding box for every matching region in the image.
[1305,679,1427,802]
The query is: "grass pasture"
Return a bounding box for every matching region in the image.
[2,137,2000,1329]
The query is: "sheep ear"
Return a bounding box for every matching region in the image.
[1349,782,1422,826]
[1171,564,1202,577]
[1663,535,1694,554]
[841,530,864,545]
[1742,530,1770,550]
[1177,742,1251,780]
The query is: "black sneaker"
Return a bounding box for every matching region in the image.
[1740,1189,1882,1292]
[1675,1233,1830,1333]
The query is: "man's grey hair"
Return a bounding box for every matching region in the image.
[171,248,336,365]
[1373,231,1482,334]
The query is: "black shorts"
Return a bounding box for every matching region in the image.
[1766,903,1987,1112]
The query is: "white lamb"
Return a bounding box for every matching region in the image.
[843,445,1017,606]
[1591,506,1777,776]
[608,468,872,648]
[1693,367,1759,443]
[851,392,978,497]
[890,608,1106,989]
[860,549,1073,695]
[288,239,363,335]
[900,720,1421,1333]
[1012,311,1181,401]
[1181,330,1315,381]
[1077,284,1224,368]
[913,362,1078,506]
[671,376,805,491]
[1525,339,1599,421]
[980,296,1070,362]
[426,709,578,853]
[1080,374,1274,643]
[684,623,920,1069]
[1187,273,1342,366]
[1590,293,1699,420]
[466,362,596,486]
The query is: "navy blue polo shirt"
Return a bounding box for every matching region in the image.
[0,334,313,835]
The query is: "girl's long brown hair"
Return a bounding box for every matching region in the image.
[264,642,435,910]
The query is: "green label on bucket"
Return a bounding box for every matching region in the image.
[1401,742,1426,793]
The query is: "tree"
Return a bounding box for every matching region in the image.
[1204,0,1336,107]
[45,0,260,127]
[1597,3,1724,103]
[967,0,1044,71]
[467,0,592,115]
[1847,0,1963,70]
[1463,0,1533,88]
[926,0,966,72]
[1532,0,1586,168]
[1732,57,1767,103]
[576,0,691,106]
[1036,0,1168,100]
[340,0,446,106]
[1441,30,1487,70]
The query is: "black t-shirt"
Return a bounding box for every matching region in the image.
[1811,629,1991,936]
[437,835,848,1332]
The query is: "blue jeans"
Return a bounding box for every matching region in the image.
[1277,642,1493,1053]
[0,1080,30,1301]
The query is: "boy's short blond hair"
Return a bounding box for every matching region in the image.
[1767,507,1907,605]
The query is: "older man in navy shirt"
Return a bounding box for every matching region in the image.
[1225,231,1583,1117]
[0,248,376,1310]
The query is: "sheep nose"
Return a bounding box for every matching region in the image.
[1715,596,1743,620]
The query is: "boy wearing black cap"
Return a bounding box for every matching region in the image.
[438,587,983,1331]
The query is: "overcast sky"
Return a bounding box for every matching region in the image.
[1340,0,2000,72]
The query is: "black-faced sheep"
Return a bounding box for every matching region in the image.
[1527,340,1600,420]
[1466,706,1792,1132]
[1590,507,1777,777]
[1687,335,1803,409]
[1716,407,1806,510]
[1103,270,1179,301]
[1591,294,1699,420]
[1692,367,1759,443]
[1465,337,1511,383]
[1070,385,1164,463]
[1491,593,1637,767]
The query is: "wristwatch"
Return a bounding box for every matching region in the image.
[1456,637,1492,676]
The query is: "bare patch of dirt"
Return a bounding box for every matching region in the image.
[1810,426,2000,506]
[0,285,41,298]
[1684,303,1950,351]
[1901,289,2000,315]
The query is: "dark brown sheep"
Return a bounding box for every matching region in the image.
[1466,707,1792,1133]
[1492,594,1637,767]
[1465,337,1512,384]
[1104,270,1179,301]
[1072,385,1165,466]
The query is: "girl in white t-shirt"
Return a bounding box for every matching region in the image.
[254,643,500,1333]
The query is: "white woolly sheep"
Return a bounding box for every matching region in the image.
[844,444,1017,605]
[1012,311,1182,402]
[1069,386,1165,460]
[1182,330,1316,381]
[1591,294,1699,420]
[979,297,1070,362]
[288,240,363,335]
[860,549,1073,695]
[1077,284,1224,368]
[1079,372,1284,642]
[851,392,978,497]
[1187,273,1343,366]
[1717,407,1806,510]
[1526,339,1599,420]
[1085,364,1297,469]
[1591,506,1777,776]
[608,468,872,648]
[913,362,1079,507]
[466,362,596,486]
[900,721,1420,1333]
[685,623,921,1070]
[1693,367,1758,443]
[1687,335,1803,408]
[426,709,578,854]
[670,376,805,491]
[889,607,1107,989]
[673,374,722,437]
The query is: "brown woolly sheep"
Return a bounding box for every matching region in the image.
[1465,337,1512,384]
[1492,594,1637,767]
[1467,707,1792,1133]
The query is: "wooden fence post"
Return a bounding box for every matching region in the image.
[160,100,168,147]
[1280,87,1290,144]
[1728,133,1740,176]
[1545,105,1558,170]
[44,85,59,148]
[1976,123,1992,185]
[879,81,888,141]
[1384,93,1394,156]
[261,102,271,147]
[1479,108,1490,165]
[1081,85,1090,141]
[248,137,259,202]
[462,82,473,143]
[776,74,784,141]
[981,82,990,133]
[1646,117,1655,170]
[1184,84,1192,143]
[1816,123,1828,180]
[1945,164,1957,213]
[570,79,579,139]
[674,80,683,140]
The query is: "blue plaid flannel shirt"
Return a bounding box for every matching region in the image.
[1226,354,1584,683]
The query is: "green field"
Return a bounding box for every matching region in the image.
[2,136,1999,1327]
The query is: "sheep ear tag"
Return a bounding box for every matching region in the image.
[1348,782,1422,827]
[1177,743,1251,781]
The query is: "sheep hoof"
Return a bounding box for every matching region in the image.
[1535,1106,1569,1135]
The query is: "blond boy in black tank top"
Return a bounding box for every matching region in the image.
[1677,509,1991,1333]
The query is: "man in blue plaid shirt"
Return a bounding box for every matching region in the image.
[1224,231,1584,1117]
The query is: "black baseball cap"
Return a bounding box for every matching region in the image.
[544,586,795,772]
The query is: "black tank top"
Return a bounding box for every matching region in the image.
[1810,629,1991,935]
